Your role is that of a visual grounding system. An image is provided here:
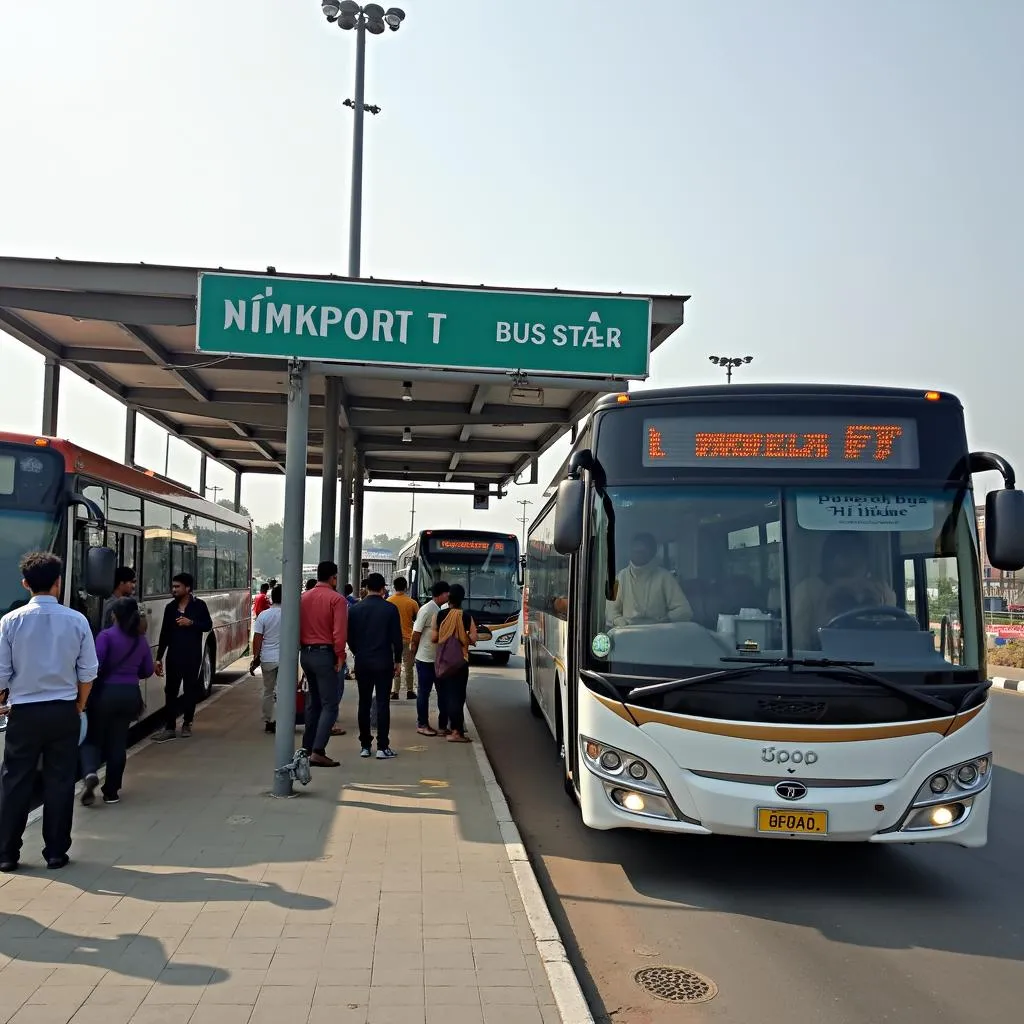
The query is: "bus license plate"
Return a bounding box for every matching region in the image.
[757,808,828,835]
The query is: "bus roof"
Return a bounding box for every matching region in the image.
[0,431,252,529]
[595,384,964,410]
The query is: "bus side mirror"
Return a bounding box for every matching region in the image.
[554,479,585,554]
[986,489,1024,571]
[85,546,116,597]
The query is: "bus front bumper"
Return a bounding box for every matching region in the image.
[577,694,992,847]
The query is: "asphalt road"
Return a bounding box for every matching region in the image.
[467,656,1024,1024]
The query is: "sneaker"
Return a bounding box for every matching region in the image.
[102,794,120,805]
[390,693,398,701]
[406,691,415,700]
[360,747,372,758]
[376,748,397,759]
[264,721,276,734]
[152,728,176,742]
[81,773,99,807]
[181,723,192,738]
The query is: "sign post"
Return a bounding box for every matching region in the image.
[196,273,653,379]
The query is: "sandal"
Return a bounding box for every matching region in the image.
[447,732,472,743]
[417,726,438,736]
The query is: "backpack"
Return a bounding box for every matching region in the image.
[435,609,470,680]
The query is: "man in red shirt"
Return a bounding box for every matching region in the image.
[252,583,271,619]
[299,561,348,767]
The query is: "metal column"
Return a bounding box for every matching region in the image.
[350,451,365,590]
[348,19,366,278]
[319,378,340,563]
[41,358,60,436]
[124,407,137,467]
[273,360,310,797]
[199,454,208,500]
[337,432,354,590]
[233,472,242,513]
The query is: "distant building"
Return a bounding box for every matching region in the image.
[977,504,1021,605]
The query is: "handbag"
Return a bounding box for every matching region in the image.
[435,610,470,680]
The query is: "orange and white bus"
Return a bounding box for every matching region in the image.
[0,432,252,712]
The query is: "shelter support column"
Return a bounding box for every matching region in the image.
[233,473,242,514]
[337,432,354,590]
[319,378,340,564]
[350,450,365,590]
[273,359,309,797]
[41,358,60,436]
[124,407,137,467]
[199,454,208,500]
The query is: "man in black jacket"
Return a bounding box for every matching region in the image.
[347,573,402,759]
[153,573,213,741]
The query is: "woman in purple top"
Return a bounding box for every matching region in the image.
[81,597,153,806]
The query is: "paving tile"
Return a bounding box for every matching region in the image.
[482,1007,544,1024]
[426,1009,485,1024]
[425,986,482,1006]
[187,1006,253,1024]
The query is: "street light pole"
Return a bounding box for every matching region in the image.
[348,16,366,277]
[709,354,754,383]
[517,499,533,549]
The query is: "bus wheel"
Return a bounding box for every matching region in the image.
[201,645,215,699]
[492,652,511,666]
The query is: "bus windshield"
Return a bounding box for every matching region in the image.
[0,509,62,617]
[419,537,521,618]
[588,485,982,675]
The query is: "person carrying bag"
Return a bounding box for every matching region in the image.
[432,584,477,743]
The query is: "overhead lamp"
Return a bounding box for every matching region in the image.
[364,2,386,32]
[337,0,359,29]
[402,426,412,444]
[509,384,545,406]
[322,1,341,20]
[384,6,405,30]
[401,381,413,402]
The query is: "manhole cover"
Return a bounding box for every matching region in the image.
[225,815,252,825]
[634,966,718,1004]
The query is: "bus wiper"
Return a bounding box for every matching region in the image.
[626,660,789,700]
[720,657,957,715]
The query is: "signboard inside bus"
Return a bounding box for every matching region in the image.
[427,538,508,555]
[642,416,920,470]
[0,446,65,505]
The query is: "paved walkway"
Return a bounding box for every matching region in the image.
[0,674,561,1024]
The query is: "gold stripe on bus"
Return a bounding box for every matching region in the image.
[553,656,567,676]
[591,693,983,742]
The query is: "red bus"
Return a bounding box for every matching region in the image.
[0,432,252,712]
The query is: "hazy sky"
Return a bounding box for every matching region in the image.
[1,1,1021,536]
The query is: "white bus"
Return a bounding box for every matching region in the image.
[0,432,253,713]
[525,385,1024,846]
[396,529,523,664]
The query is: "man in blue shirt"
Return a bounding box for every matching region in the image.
[0,552,98,871]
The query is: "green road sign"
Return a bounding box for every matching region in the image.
[196,272,652,378]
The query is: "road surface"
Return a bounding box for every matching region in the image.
[468,656,1024,1024]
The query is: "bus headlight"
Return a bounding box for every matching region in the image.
[606,785,677,820]
[494,631,515,647]
[913,754,992,808]
[580,736,666,796]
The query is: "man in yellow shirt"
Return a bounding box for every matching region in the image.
[388,576,420,700]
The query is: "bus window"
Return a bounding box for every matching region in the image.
[107,488,141,527]
[143,501,171,596]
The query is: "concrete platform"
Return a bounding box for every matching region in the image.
[0,674,564,1024]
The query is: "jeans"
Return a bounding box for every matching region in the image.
[442,663,470,735]
[164,655,202,730]
[300,648,341,754]
[415,660,448,730]
[260,663,279,722]
[81,684,142,798]
[0,700,80,862]
[358,667,393,750]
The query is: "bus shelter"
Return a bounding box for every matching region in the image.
[0,255,688,792]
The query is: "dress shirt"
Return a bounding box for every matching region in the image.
[347,594,403,673]
[0,596,98,704]
[156,596,213,664]
[300,583,348,661]
[253,605,283,663]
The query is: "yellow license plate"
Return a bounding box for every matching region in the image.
[757,808,828,835]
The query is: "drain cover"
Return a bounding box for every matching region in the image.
[634,966,718,1003]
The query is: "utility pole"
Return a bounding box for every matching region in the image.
[205,485,223,505]
[409,483,417,537]
[517,499,533,548]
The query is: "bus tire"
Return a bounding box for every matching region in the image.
[529,688,543,718]
[200,644,215,699]
[492,652,511,666]
[556,687,578,804]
